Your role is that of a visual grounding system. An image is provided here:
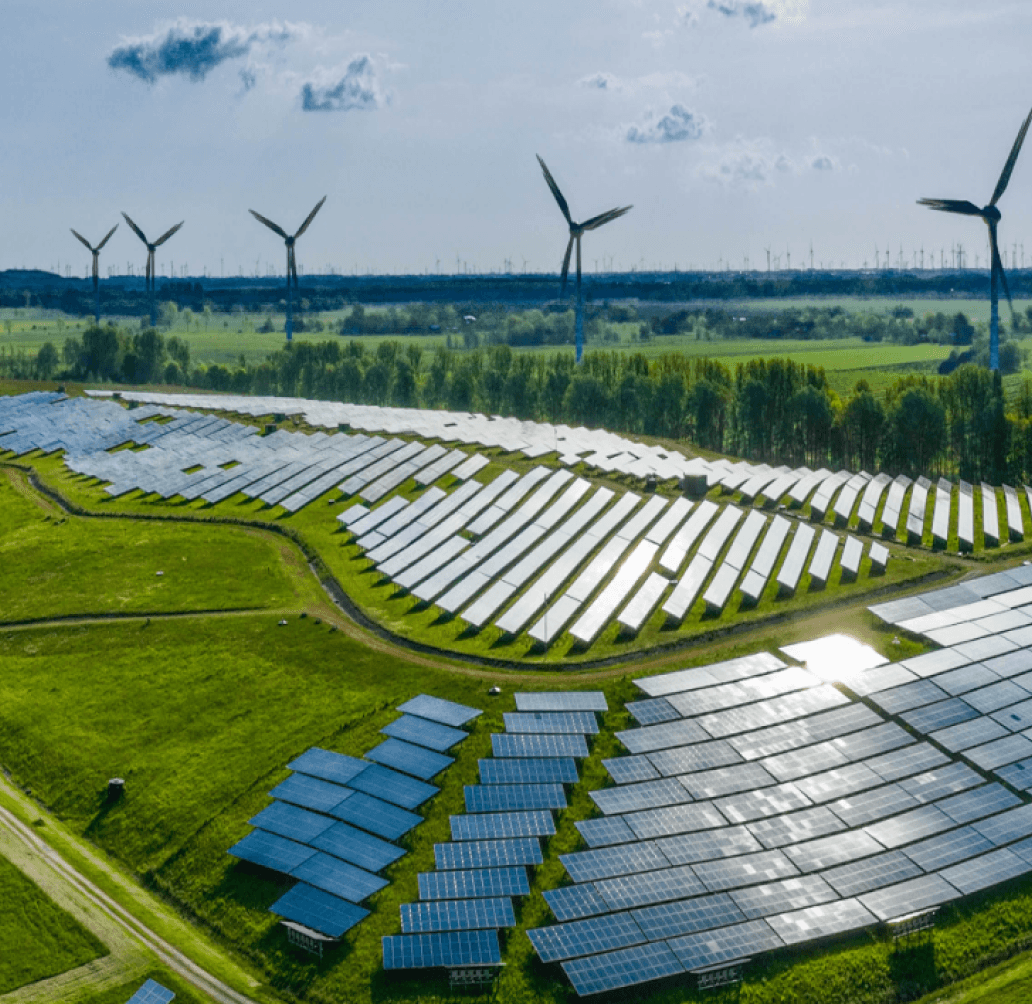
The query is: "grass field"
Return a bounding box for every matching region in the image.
[0,467,304,622]
[72,969,212,1004]
[0,850,108,993]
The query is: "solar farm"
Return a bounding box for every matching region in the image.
[9,386,1032,1004]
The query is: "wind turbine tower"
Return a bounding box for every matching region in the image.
[249,197,327,341]
[920,106,1032,371]
[537,154,631,364]
[121,213,184,327]
[70,224,118,325]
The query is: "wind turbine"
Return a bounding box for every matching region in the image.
[121,213,184,327]
[248,197,327,341]
[919,106,1032,371]
[537,154,631,364]
[70,224,118,325]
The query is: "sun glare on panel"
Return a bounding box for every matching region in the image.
[781,633,888,686]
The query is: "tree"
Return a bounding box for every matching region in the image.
[158,301,178,329]
[886,387,946,476]
[35,342,59,379]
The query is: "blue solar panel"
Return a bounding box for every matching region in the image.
[229,829,316,873]
[382,714,467,751]
[451,810,555,841]
[365,738,453,780]
[270,882,369,938]
[291,852,388,902]
[465,784,567,813]
[397,694,482,727]
[631,892,746,940]
[289,747,369,785]
[503,711,600,734]
[478,757,579,785]
[401,897,516,933]
[561,942,685,996]
[491,733,590,758]
[311,821,406,872]
[435,838,543,870]
[575,815,638,848]
[382,929,502,969]
[248,800,335,844]
[543,883,611,921]
[126,979,176,1004]
[332,791,423,841]
[418,866,530,899]
[270,773,353,815]
[603,755,661,785]
[625,697,681,726]
[347,762,438,809]
[528,912,647,963]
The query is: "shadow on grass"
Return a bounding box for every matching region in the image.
[889,937,937,1001]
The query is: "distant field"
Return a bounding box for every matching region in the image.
[0,851,107,993]
[0,467,302,622]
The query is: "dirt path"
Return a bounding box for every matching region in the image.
[0,778,258,1004]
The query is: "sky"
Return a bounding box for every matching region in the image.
[4,1,1032,279]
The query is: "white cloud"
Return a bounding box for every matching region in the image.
[579,72,620,90]
[811,154,838,171]
[626,105,711,143]
[299,54,389,112]
[678,0,808,29]
[697,137,795,188]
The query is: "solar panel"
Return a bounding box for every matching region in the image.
[966,734,1032,770]
[418,866,530,900]
[365,738,453,781]
[347,762,438,809]
[311,820,407,872]
[248,800,336,845]
[288,747,368,786]
[971,803,1032,845]
[291,851,388,902]
[667,918,784,969]
[435,838,543,870]
[807,529,840,584]
[590,778,693,815]
[561,941,685,996]
[450,810,556,841]
[401,897,516,933]
[331,791,422,841]
[465,783,568,812]
[528,912,647,963]
[503,711,599,734]
[629,892,745,941]
[681,762,779,800]
[746,805,845,849]
[382,929,502,970]
[767,899,876,945]
[229,829,316,873]
[901,698,979,733]
[660,499,719,574]
[864,804,954,848]
[478,757,579,785]
[864,742,947,782]
[594,863,708,911]
[776,522,816,593]
[515,691,608,712]
[126,979,176,1004]
[491,733,589,758]
[784,830,884,873]
[397,694,481,727]
[543,882,612,921]
[692,849,800,894]
[604,755,661,784]
[575,815,639,848]
[561,842,673,883]
[941,848,1032,895]
[270,773,353,815]
[381,714,467,751]
[730,874,838,919]
[616,718,710,754]
[647,739,744,776]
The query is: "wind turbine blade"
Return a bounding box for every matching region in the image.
[917,198,983,216]
[294,196,327,239]
[121,212,149,245]
[153,221,184,247]
[70,229,94,252]
[581,205,633,231]
[990,226,1016,322]
[249,209,289,240]
[559,235,574,298]
[991,105,1032,206]
[289,246,298,288]
[96,224,119,251]
[537,155,573,226]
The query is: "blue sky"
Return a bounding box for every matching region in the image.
[4,1,1032,277]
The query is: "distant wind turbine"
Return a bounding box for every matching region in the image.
[248,197,327,341]
[537,154,631,364]
[70,224,118,324]
[121,213,184,327]
[919,106,1032,371]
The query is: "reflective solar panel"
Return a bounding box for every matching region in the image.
[561,842,673,883]
[491,733,589,758]
[647,739,744,775]
[746,805,846,849]
[435,838,543,870]
[381,714,467,751]
[418,866,530,900]
[397,694,481,727]
[528,912,647,962]
[515,691,608,712]
[382,929,502,969]
[561,941,685,996]
[616,718,710,754]
[465,783,567,812]
[229,829,316,873]
[591,778,692,815]
[451,810,556,841]
[625,697,681,726]
[401,897,516,933]
[767,898,876,945]
[310,820,406,872]
[902,698,979,733]
[631,892,745,940]
[543,882,611,921]
[576,815,638,848]
[595,863,709,911]
[972,803,1032,846]
[730,874,838,919]
[654,826,763,865]
[478,757,579,785]
[603,755,661,784]
[291,851,388,902]
[503,711,599,734]
[366,738,453,780]
[941,848,1032,895]
[783,829,883,873]
[667,918,784,969]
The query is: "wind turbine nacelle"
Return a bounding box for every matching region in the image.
[983,205,1002,222]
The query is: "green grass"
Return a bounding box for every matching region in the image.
[69,967,213,1004]
[0,467,303,622]
[0,850,108,993]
